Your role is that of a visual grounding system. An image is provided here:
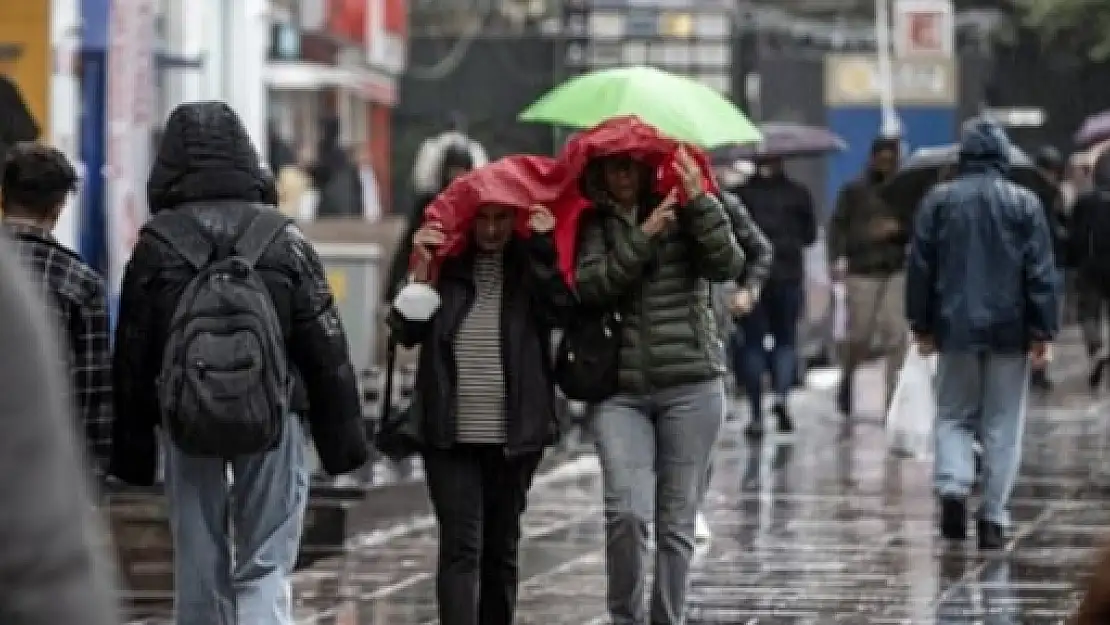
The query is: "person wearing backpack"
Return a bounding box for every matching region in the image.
[110,102,368,625]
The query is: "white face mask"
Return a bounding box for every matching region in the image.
[393,282,441,322]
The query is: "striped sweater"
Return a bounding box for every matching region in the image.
[453,252,507,444]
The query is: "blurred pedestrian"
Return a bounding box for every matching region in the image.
[1030,146,1067,391]
[0,232,119,625]
[698,188,773,546]
[0,75,39,169]
[1070,152,1110,387]
[275,145,313,221]
[1,142,112,476]
[906,119,1059,550]
[110,102,368,625]
[310,117,363,219]
[828,137,911,417]
[575,148,745,625]
[733,156,816,437]
[389,199,574,625]
[384,142,476,303]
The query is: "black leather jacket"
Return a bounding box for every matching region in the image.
[111,202,368,483]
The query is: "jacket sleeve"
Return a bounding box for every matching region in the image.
[575,210,656,307]
[0,238,120,625]
[827,185,852,265]
[1068,192,1094,270]
[1022,193,1062,342]
[109,234,161,486]
[524,233,579,327]
[722,194,773,292]
[72,279,113,470]
[680,193,747,283]
[905,189,940,336]
[285,226,369,476]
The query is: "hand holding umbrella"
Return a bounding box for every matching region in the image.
[641,190,679,237]
[411,222,445,282]
[673,147,704,200]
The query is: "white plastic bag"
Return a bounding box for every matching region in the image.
[886,344,937,460]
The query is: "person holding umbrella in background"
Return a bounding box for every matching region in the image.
[730,155,817,437]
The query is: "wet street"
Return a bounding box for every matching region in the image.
[126,337,1110,624]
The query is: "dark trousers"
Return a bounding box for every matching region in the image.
[423,445,542,625]
[735,280,803,420]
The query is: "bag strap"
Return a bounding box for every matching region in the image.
[380,337,398,424]
[234,208,293,267]
[143,212,212,271]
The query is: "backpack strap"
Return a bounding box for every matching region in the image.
[234,208,294,267]
[143,212,213,271]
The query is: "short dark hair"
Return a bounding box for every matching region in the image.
[1,142,79,218]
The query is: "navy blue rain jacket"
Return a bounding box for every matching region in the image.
[905,120,1060,352]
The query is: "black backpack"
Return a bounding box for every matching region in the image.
[144,209,293,457]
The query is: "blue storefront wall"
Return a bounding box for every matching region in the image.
[825,106,957,211]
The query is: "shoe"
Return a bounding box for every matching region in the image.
[1031,369,1053,392]
[744,420,764,439]
[939,496,967,540]
[773,402,794,433]
[836,379,853,416]
[977,519,1009,550]
[1091,358,1107,390]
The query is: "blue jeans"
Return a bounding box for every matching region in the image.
[162,416,310,625]
[934,352,1030,526]
[736,281,803,420]
[589,379,725,625]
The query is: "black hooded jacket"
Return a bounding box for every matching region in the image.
[111,102,368,484]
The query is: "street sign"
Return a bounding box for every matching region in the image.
[893,0,954,59]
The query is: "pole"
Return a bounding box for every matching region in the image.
[875,0,901,137]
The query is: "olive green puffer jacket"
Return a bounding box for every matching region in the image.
[575,194,747,393]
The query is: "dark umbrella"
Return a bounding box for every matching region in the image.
[880,143,1055,209]
[1076,110,1110,149]
[712,122,847,162]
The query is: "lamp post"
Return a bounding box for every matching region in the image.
[875,0,901,138]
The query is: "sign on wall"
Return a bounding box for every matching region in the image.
[893,0,954,59]
[825,54,956,107]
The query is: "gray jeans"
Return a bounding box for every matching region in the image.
[934,352,1030,526]
[589,379,725,625]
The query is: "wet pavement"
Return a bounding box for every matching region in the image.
[125,337,1110,624]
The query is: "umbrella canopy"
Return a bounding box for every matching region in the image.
[1076,110,1110,149]
[880,143,1054,209]
[712,122,847,161]
[519,66,761,148]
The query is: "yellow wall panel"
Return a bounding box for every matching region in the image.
[0,0,50,137]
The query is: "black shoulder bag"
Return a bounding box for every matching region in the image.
[373,338,423,461]
[555,213,625,403]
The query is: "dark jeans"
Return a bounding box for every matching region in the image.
[423,445,542,625]
[735,280,803,420]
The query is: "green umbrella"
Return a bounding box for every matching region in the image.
[519,65,762,148]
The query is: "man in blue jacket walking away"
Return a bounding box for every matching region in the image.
[906,118,1060,551]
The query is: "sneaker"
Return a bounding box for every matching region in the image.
[773,402,794,433]
[939,496,967,540]
[977,519,1008,550]
[744,420,764,439]
[1091,357,1107,390]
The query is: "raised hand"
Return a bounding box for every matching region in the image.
[672,146,704,201]
[641,189,679,237]
[412,222,445,261]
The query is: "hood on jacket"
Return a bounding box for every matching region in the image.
[958,118,1011,175]
[147,101,277,212]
